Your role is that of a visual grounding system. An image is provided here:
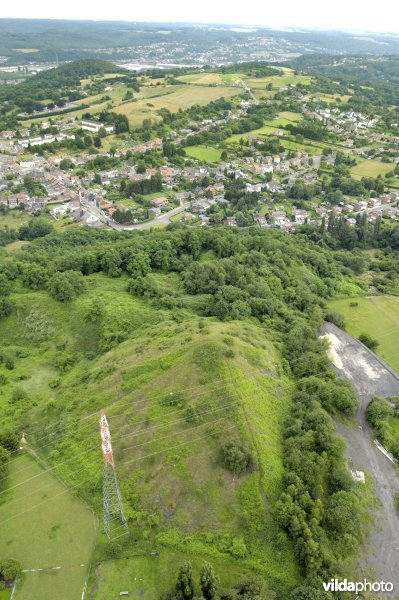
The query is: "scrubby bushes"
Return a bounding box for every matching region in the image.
[277,318,363,581]
[48,270,84,302]
[367,396,399,461]
[0,297,11,320]
[0,558,21,583]
[165,561,274,600]
[359,333,379,351]
[219,440,254,475]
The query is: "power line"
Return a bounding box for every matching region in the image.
[0,425,235,526]
[4,380,233,475]
[2,413,232,512]
[0,396,240,496]
[11,379,229,456]
[0,384,238,480]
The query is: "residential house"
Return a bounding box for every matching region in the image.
[292,208,308,224]
[151,197,168,208]
[253,214,267,226]
[271,210,288,226]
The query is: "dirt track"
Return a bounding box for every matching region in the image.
[320,323,399,594]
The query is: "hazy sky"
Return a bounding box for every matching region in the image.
[3,0,399,34]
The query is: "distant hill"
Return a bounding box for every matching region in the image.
[0,58,126,113]
[1,19,399,64]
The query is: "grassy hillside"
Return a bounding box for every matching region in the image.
[0,224,372,598]
[0,270,300,597]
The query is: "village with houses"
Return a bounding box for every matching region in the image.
[1,59,399,241]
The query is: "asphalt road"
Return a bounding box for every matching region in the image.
[82,201,190,230]
[320,323,399,594]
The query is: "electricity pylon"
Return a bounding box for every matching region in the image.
[99,413,128,540]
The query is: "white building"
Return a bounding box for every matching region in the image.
[81,119,114,134]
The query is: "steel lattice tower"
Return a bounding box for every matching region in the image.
[99,413,129,540]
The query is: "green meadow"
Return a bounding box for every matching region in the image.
[0,455,97,600]
[328,295,399,370]
[184,145,222,162]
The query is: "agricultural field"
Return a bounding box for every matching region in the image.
[0,455,97,600]
[114,85,240,127]
[176,72,226,86]
[328,295,399,370]
[184,145,222,162]
[351,158,394,179]
[315,92,353,103]
[277,111,302,121]
[241,69,312,90]
[23,79,241,129]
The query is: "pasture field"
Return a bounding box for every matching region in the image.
[278,111,302,121]
[3,240,29,253]
[328,295,399,370]
[176,72,226,85]
[315,92,352,103]
[90,551,257,600]
[351,158,393,179]
[184,144,222,162]
[0,455,97,600]
[224,111,302,144]
[23,79,241,128]
[114,85,240,127]
[241,70,312,89]
[224,125,282,144]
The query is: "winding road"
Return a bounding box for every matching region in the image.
[320,323,399,593]
[82,200,190,230]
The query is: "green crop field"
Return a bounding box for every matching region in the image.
[0,455,97,600]
[328,295,399,370]
[351,159,393,179]
[184,145,222,162]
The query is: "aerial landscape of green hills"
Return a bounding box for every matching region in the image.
[0,15,399,599]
